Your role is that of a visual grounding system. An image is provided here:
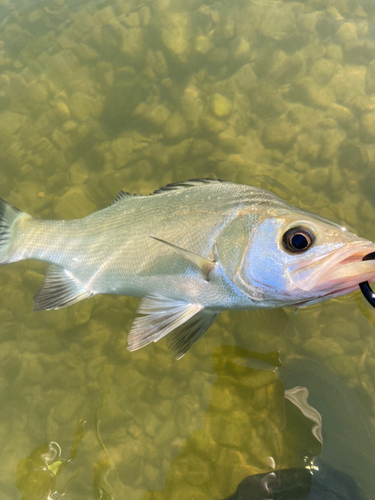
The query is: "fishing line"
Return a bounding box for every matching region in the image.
[359,252,375,308]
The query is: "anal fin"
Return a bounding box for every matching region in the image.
[127,293,218,358]
[33,264,93,311]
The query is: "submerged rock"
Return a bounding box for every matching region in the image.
[195,35,213,55]
[111,136,136,168]
[228,63,257,93]
[69,92,103,122]
[181,85,203,128]
[27,82,48,103]
[0,111,26,137]
[309,58,335,85]
[344,39,375,66]
[163,112,187,140]
[366,59,375,93]
[262,118,298,150]
[210,93,232,118]
[269,50,305,83]
[101,73,150,134]
[336,22,357,45]
[201,114,226,133]
[62,120,78,133]
[190,139,214,157]
[73,43,99,61]
[161,12,191,64]
[120,27,146,64]
[325,44,343,63]
[44,50,78,88]
[258,5,296,41]
[305,167,330,189]
[133,98,171,128]
[70,160,89,185]
[54,185,96,219]
[329,66,366,106]
[361,111,375,141]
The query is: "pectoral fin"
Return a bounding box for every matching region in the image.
[127,293,218,358]
[150,236,216,281]
[33,265,93,311]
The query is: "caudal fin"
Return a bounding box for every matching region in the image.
[0,198,23,265]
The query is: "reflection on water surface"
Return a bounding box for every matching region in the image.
[0,0,375,498]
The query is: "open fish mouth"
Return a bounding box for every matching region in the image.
[289,242,375,296]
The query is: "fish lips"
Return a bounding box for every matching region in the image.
[288,242,375,297]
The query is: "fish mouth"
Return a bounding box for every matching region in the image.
[289,241,375,298]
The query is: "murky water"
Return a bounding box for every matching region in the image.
[0,0,375,498]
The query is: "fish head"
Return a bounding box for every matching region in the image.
[230,209,375,307]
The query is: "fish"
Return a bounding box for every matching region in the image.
[1,178,375,358]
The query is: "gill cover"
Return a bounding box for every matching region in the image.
[218,215,346,305]
[215,213,270,302]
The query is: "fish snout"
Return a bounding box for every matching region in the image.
[289,241,375,298]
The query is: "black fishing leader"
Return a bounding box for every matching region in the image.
[359,251,375,308]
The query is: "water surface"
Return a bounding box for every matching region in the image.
[0,0,375,498]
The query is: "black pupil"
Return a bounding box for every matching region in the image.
[282,226,314,253]
[291,233,308,250]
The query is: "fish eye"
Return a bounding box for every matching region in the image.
[282,226,315,253]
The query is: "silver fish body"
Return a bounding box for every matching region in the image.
[1,179,375,358]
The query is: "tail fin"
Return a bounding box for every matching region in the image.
[0,198,23,265]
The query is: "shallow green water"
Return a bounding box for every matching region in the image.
[1,0,375,498]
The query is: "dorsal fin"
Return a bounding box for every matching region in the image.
[152,178,223,195]
[112,179,223,204]
[111,190,137,205]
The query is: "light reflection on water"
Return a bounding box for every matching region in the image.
[0,0,375,498]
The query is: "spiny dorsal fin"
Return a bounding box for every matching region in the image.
[150,236,216,282]
[111,190,137,205]
[152,178,223,195]
[33,264,93,311]
[127,293,218,358]
[112,179,223,203]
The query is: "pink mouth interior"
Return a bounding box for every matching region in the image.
[290,243,375,295]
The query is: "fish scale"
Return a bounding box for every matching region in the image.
[0,178,374,358]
